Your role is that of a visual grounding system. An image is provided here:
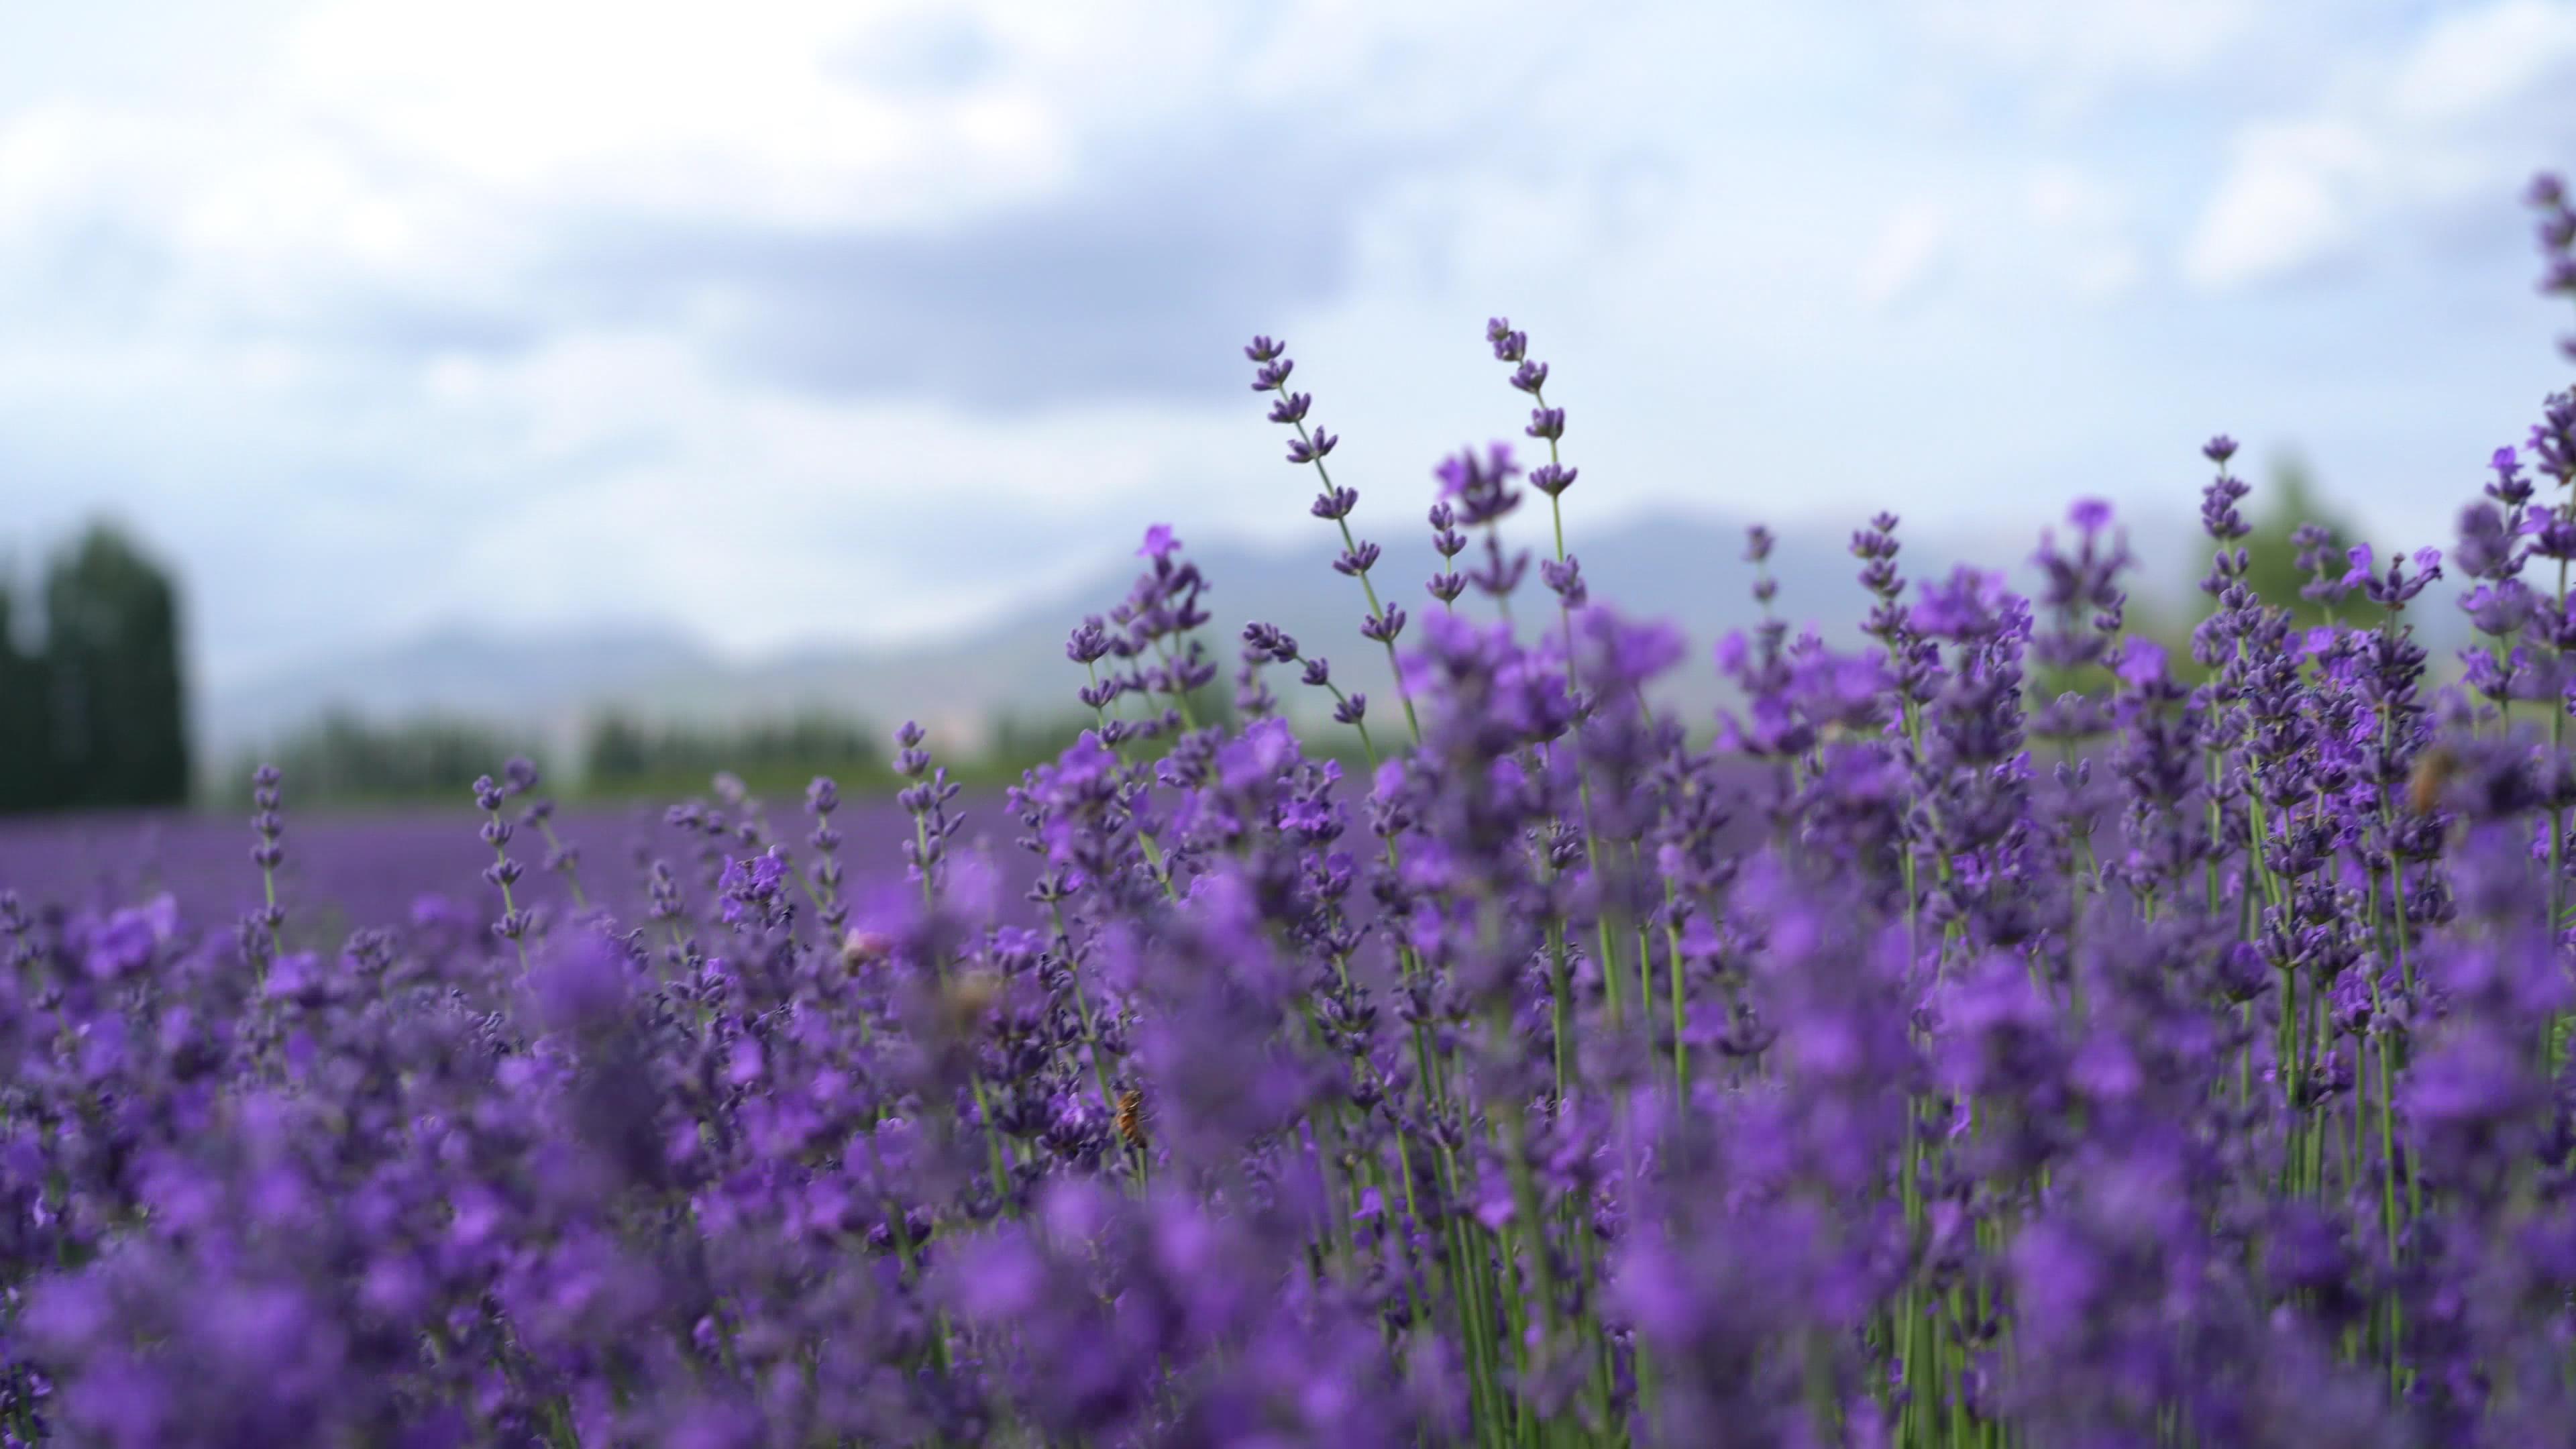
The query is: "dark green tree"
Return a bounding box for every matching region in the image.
[582,712,653,788]
[2235,453,2379,629]
[2131,451,2381,688]
[580,708,882,791]
[234,710,529,806]
[0,569,58,812]
[43,523,191,808]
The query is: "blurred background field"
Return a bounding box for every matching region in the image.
[0,793,1041,947]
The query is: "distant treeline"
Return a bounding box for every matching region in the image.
[212,710,870,810]
[217,688,1260,810]
[215,706,1126,809]
[0,523,190,814]
[218,711,551,810]
[581,710,885,791]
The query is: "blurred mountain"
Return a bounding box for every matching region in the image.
[197,504,2239,767]
[208,623,714,738]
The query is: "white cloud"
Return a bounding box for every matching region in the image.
[277,1,1076,228]
[2182,0,2576,290]
[409,333,1269,658]
[0,1,1379,309]
[1909,0,2261,106]
[2024,166,2143,300]
[2389,0,2576,123]
[1855,203,1950,309]
[2183,120,2378,288]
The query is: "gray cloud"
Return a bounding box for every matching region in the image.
[527,113,1477,410]
[3,95,1492,415]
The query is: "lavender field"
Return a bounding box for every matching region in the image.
[0,796,1026,952]
[2,171,2575,1447]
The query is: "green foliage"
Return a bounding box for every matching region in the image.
[2116,453,2386,690]
[0,575,55,812]
[0,523,192,813]
[582,709,883,792]
[225,710,543,809]
[2234,453,2381,631]
[984,710,1097,771]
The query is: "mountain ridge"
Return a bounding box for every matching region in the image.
[195,504,2250,762]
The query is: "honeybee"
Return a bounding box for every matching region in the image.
[2407,745,2460,816]
[1116,1087,1147,1150]
[936,969,1002,1039]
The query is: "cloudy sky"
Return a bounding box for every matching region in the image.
[1,0,2572,688]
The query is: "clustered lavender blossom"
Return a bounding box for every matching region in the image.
[3,178,2576,1449]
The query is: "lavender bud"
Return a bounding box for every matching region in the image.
[1541,555,1588,606]
[1311,486,1359,520]
[1361,604,1408,644]
[1243,622,1299,663]
[1285,428,1338,465]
